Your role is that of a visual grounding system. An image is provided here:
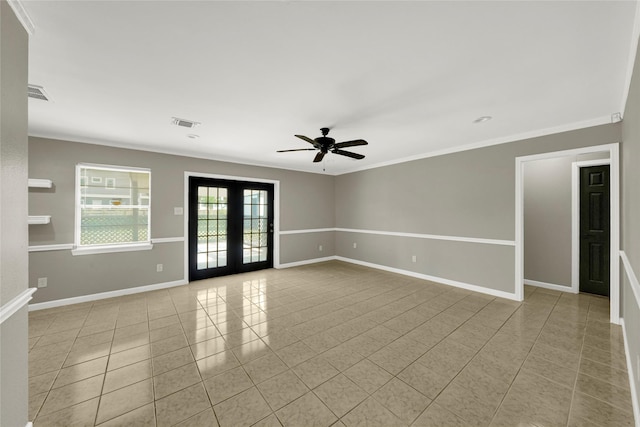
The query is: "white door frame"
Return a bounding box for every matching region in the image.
[515,142,620,324]
[183,171,281,283]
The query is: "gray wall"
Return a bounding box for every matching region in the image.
[621,33,640,416]
[337,232,515,292]
[0,1,30,425]
[29,137,335,303]
[335,123,621,295]
[524,156,573,287]
[280,231,335,265]
[524,152,609,288]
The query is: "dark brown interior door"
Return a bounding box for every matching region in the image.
[579,165,610,296]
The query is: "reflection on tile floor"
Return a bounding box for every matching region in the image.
[28,261,635,426]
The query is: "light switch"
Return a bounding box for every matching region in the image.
[174,207,184,215]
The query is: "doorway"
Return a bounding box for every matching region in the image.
[515,143,620,324]
[188,176,274,281]
[579,165,610,296]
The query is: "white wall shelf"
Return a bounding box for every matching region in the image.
[28,178,53,188]
[28,179,53,225]
[28,215,51,225]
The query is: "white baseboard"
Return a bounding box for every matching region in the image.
[29,279,188,311]
[277,256,338,269]
[335,256,519,301]
[28,255,520,310]
[619,318,640,427]
[276,255,518,300]
[524,279,576,294]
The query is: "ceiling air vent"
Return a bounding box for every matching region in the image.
[28,85,50,101]
[171,117,200,128]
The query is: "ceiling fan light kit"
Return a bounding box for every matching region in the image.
[277,127,368,163]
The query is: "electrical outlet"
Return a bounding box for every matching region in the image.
[319,245,323,252]
[156,264,163,272]
[353,242,357,249]
[412,255,417,263]
[174,207,183,215]
[37,277,48,288]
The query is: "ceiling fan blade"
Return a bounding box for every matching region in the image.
[295,135,317,146]
[333,139,368,149]
[333,149,365,160]
[277,148,317,152]
[313,152,326,163]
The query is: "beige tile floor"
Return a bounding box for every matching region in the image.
[28,261,635,426]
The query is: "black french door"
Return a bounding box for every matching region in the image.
[188,177,274,281]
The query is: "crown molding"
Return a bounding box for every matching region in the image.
[7,0,34,36]
[338,115,612,176]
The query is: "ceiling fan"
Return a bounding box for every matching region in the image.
[277,127,368,163]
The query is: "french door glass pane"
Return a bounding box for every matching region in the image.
[197,185,228,270]
[197,253,207,270]
[243,189,269,264]
[218,251,227,267]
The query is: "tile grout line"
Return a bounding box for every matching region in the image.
[482,288,561,426]
[93,299,148,425]
[490,290,586,426]
[168,292,220,425]
[145,297,159,427]
[91,305,114,427]
[576,371,636,414]
[569,300,636,420]
[565,297,592,427]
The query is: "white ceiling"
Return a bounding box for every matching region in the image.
[24,1,638,175]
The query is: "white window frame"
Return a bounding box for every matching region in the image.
[72,163,153,256]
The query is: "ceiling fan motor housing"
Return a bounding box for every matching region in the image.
[315,136,335,151]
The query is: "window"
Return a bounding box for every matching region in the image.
[74,164,151,255]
